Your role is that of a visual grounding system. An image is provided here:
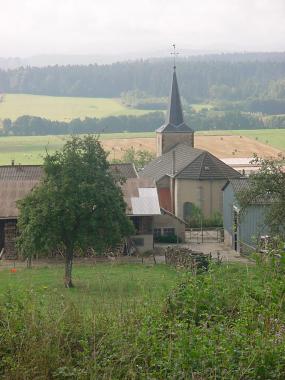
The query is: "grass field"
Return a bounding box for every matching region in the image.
[1,261,285,378]
[0,94,152,121]
[0,129,283,165]
[0,263,178,311]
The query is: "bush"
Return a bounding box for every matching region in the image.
[154,234,182,244]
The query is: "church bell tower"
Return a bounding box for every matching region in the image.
[156,47,194,156]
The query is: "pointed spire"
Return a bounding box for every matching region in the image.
[166,68,184,126]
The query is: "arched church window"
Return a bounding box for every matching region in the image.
[183,202,194,220]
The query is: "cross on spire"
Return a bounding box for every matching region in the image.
[171,43,179,70]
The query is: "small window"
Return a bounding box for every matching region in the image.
[163,228,175,237]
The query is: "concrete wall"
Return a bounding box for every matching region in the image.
[175,178,225,219]
[156,131,194,156]
[153,213,185,242]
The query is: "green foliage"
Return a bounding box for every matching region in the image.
[237,155,285,236]
[154,234,182,244]
[185,205,223,228]
[16,135,134,285]
[0,112,164,136]
[1,262,285,378]
[112,146,155,170]
[1,59,285,103]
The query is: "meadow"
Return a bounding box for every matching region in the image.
[0,94,151,121]
[1,260,285,379]
[0,129,283,165]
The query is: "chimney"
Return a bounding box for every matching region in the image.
[172,150,176,175]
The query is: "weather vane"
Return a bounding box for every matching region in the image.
[171,43,179,69]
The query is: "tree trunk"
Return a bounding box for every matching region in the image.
[65,245,74,288]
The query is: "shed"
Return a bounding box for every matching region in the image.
[222,178,270,254]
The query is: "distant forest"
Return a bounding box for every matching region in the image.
[1,58,285,103]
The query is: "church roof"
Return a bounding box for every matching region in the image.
[156,69,193,134]
[139,143,241,181]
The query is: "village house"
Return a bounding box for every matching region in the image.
[140,66,241,226]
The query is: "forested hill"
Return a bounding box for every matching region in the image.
[1,58,285,102]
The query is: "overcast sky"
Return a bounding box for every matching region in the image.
[1,0,285,57]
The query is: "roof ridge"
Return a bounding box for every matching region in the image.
[174,149,204,178]
[198,151,207,178]
[207,151,240,179]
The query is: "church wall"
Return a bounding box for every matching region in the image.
[156,132,194,156]
[174,179,226,219]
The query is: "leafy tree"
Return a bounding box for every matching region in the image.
[16,135,134,287]
[112,147,155,170]
[237,155,285,235]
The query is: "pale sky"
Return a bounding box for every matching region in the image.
[1,0,285,57]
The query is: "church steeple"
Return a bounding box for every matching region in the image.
[156,50,194,157]
[167,68,184,126]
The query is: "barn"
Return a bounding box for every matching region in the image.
[0,163,161,259]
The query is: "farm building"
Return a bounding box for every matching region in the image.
[223,178,270,254]
[0,163,165,259]
[140,66,241,221]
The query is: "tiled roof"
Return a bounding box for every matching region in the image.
[140,143,241,181]
[110,163,137,179]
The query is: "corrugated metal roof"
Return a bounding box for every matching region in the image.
[140,143,241,181]
[121,178,161,216]
[131,188,161,215]
[0,165,43,181]
[0,180,39,218]
[0,164,159,218]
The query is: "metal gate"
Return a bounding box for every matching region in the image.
[185,227,224,244]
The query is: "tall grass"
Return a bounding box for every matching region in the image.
[1,262,285,379]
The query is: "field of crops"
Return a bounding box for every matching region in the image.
[0,129,283,165]
[0,94,151,121]
[199,129,285,152]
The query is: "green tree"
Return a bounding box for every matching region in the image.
[237,155,285,235]
[113,147,155,171]
[16,135,134,287]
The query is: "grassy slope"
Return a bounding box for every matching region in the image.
[0,94,152,121]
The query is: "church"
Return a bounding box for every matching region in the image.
[140,66,241,222]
